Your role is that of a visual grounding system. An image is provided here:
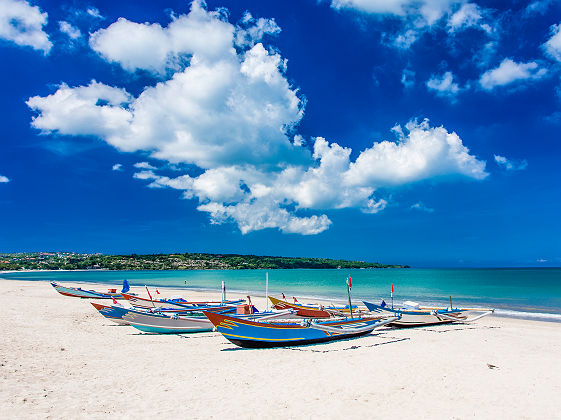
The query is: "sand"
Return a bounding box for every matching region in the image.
[1,279,560,419]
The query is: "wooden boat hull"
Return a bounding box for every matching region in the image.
[268,296,332,318]
[121,293,243,310]
[123,310,213,334]
[51,282,124,299]
[362,301,466,328]
[91,302,130,325]
[204,311,388,348]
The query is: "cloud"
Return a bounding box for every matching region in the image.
[27,80,133,139]
[345,119,488,185]
[89,0,280,76]
[543,23,561,62]
[330,0,457,24]
[89,1,236,75]
[0,175,10,183]
[28,2,488,235]
[393,29,418,49]
[130,119,487,233]
[235,11,281,48]
[59,21,81,40]
[447,2,492,34]
[133,161,156,170]
[410,202,434,212]
[479,59,547,90]
[401,68,415,88]
[525,0,554,16]
[112,163,122,171]
[86,7,103,20]
[494,155,528,171]
[0,0,51,53]
[426,71,460,99]
[28,44,305,169]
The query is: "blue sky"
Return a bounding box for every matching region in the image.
[1,0,560,267]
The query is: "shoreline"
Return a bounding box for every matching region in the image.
[1,279,560,418]
[3,277,560,323]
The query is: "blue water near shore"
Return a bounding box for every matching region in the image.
[2,268,561,321]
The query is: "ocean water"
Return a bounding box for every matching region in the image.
[2,268,561,321]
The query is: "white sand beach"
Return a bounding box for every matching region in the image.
[1,279,560,419]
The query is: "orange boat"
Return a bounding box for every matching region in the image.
[268,296,357,318]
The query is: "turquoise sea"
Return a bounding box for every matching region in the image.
[2,268,561,321]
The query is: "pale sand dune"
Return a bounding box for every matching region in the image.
[1,279,560,419]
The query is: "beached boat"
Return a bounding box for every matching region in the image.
[91,302,296,334]
[121,293,244,310]
[124,309,215,334]
[363,300,493,328]
[51,282,128,299]
[91,302,131,325]
[204,311,398,348]
[268,296,359,318]
[91,302,239,327]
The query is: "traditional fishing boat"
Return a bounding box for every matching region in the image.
[91,302,295,334]
[268,296,359,318]
[123,309,216,333]
[203,311,398,348]
[121,293,244,310]
[91,302,131,325]
[91,301,240,326]
[51,282,129,299]
[363,300,493,328]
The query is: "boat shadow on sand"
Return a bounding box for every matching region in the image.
[411,325,501,334]
[220,333,411,352]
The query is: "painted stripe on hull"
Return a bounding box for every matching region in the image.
[204,311,383,348]
[129,324,212,334]
[227,329,373,348]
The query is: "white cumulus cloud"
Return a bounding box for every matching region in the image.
[426,71,460,98]
[0,174,10,183]
[112,163,122,171]
[543,23,561,62]
[28,2,488,235]
[0,0,51,53]
[479,58,547,90]
[89,1,235,74]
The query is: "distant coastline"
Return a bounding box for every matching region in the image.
[0,252,409,271]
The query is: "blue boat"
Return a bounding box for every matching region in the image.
[362,300,493,328]
[51,282,128,299]
[204,311,398,348]
[91,302,243,333]
[91,302,131,324]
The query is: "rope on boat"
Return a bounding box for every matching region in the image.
[308,316,399,334]
[436,310,494,323]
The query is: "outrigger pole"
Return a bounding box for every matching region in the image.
[265,272,269,312]
[347,275,353,319]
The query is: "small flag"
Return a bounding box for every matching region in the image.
[391,284,394,297]
[112,296,118,305]
[145,286,153,301]
[121,279,130,293]
[347,275,352,289]
[282,292,286,299]
[293,297,298,303]
[156,289,160,295]
[381,299,386,308]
